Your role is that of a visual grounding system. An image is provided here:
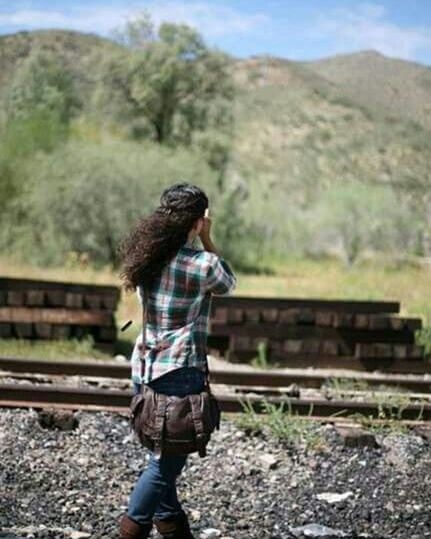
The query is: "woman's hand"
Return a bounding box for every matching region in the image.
[199,208,212,242]
[199,208,220,256]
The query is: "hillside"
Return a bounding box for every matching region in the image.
[230,55,430,253]
[0,30,430,261]
[0,30,120,105]
[304,50,431,131]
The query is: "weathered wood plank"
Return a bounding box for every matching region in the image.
[34,323,52,339]
[97,327,117,342]
[227,308,243,324]
[84,294,102,309]
[211,295,400,314]
[7,291,24,306]
[25,290,45,306]
[210,323,416,343]
[355,342,425,360]
[14,323,33,338]
[51,325,71,340]
[0,307,113,326]
[45,290,66,307]
[0,323,12,338]
[0,277,120,298]
[261,308,279,322]
[65,292,83,309]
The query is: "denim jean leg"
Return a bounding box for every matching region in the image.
[153,482,183,521]
[127,451,188,525]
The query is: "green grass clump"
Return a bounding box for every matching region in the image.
[233,397,325,451]
[348,392,427,435]
[0,335,111,361]
[416,326,431,356]
[250,340,269,369]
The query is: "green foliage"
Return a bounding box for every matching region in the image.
[307,183,422,265]
[325,377,370,395]
[99,12,234,161]
[3,109,68,156]
[6,48,79,123]
[0,335,109,360]
[235,397,324,450]
[211,183,259,270]
[349,393,426,434]
[1,140,219,267]
[250,340,269,369]
[0,48,78,220]
[416,326,431,357]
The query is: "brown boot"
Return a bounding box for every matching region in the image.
[153,510,195,538]
[119,513,153,539]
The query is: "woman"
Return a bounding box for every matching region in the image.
[118,183,237,539]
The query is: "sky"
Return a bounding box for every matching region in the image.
[1,1,431,66]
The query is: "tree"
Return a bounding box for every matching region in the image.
[100,12,234,174]
[0,49,79,219]
[6,48,79,124]
[309,183,421,265]
[3,140,219,268]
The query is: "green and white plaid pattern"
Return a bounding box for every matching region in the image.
[131,242,237,384]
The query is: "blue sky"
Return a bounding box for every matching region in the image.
[1,1,431,65]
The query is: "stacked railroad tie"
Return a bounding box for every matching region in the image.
[0,277,120,352]
[208,296,429,373]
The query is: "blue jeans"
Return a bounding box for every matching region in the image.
[128,367,206,525]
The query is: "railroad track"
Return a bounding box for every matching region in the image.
[1,356,431,392]
[1,357,431,422]
[0,383,429,421]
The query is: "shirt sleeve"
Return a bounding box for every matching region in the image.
[204,254,237,296]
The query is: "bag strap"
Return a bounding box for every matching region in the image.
[138,285,149,384]
[189,394,207,458]
[153,391,167,460]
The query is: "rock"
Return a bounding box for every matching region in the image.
[334,427,378,448]
[289,523,348,537]
[413,425,431,443]
[38,408,78,431]
[380,434,425,470]
[190,509,201,521]
[259,453,279,469]
[70,532,91,539]
[316,491,353,504]
[200,529,222,538]
[123,433,135,444]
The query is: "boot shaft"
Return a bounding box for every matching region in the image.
[153,511,195,539]
[119,514,153,539]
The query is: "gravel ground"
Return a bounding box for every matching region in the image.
[1,408,430,539]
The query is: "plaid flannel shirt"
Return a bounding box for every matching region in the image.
[130,241,237,384]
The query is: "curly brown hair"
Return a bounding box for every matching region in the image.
[118,182,209,292]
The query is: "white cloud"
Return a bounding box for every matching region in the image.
[0,6,131,34]
[147,2,268,38]
[0,2,269,39]
[310,2,431,61]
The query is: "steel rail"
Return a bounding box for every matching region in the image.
[1,356,430,393]
[0,383,429,420]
